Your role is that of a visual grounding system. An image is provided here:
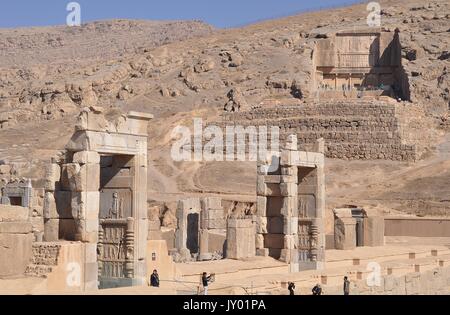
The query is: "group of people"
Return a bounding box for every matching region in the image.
[149,269,214,296]
[288,276,350,295]
[150,269,351,296]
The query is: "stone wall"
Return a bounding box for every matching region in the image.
[385,217,450,237]
[0,205,33,277]
[319,266,450,295]
[220,100,421,161]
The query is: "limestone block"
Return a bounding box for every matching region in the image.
[284,135,298,151]
[283,235,298,249]
[280,182,297,197]
[71,191,99,220]
[256,176,267,196]
[84,261,99,286]
[44,163,61,191]
[280,150,295,166]
[0,233,33,277]
[75,230,98,244]
[255,216,268,234]
[84,243,97,264]
[65,163,81,191]
[85,218,99,233]
[281,166,297,177]
[148,220,161,231]
[256,196,267,216]
[66,163,100,192]
[44,218,60,241]
[199,229,209,259]
[0,221,32,233]
[283,216,298,235]
[267,183,282,196]
[226,219,255,259]
[363,216,385,247]
[137,219,148,260]
[0,205,29,222]
[280,249,299,263]
[256,248,269,257]
[43,192,57,219]
[334,217,356,250]
[201,209,224,221]
[228,218,254,228]
[204,218,226,229]
[281,197,298,217]
[280,175,296,183]
[263,175,281,184]
[255,234,265,249]
[60,164,71,191]
[73,151,100,165]
[201,197,222,210]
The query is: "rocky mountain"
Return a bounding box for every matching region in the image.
[0,0,449,224]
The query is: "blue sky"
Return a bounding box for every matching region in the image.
[0,0,362,29]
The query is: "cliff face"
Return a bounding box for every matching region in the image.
[0,0,449,218]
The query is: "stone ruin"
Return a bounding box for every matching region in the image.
[256,135,326,272]
[172,135,326,272]
[333,206,385,250]
[174,197,227,262]
[40,106,153,289]
[0,177,32,208]
[312,27,408,100]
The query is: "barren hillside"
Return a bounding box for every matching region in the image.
[0,0,449,231]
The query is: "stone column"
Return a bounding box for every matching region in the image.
[280,135,300,272]
[226,218,255,259]
[43,163,61,242]
[70,150,100,291]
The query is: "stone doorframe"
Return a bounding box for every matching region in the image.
[256,135,326,272]
[63,108,153,289]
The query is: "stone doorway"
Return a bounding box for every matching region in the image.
[352,208,365,247]
[186,213,199,254]
[98,154,135,289]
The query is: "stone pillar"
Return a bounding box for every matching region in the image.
[280,135,300,272]
[226,218,255,259]
[175,198,201,260]
[125,217,135,278]
[198,229,210,261]
[334,217,357,250]
[133,139,149,285]
[69,151,100,291]
[43,163,61,242]
[255,134,326,272]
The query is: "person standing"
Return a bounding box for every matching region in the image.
[288,282,295,295]
[202,272,212,295]
[343,276,350,295]
[312,284,322,295]
[150,269,160,287]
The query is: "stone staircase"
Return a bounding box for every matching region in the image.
[24,243,61,278]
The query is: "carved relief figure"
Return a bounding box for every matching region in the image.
[108,192,123,219]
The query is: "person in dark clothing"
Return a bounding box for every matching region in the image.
[288,282,295,295]
[150,269,159,287]
[202,272,212,295]
[343,276,350,295]
[312,284,322,295]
